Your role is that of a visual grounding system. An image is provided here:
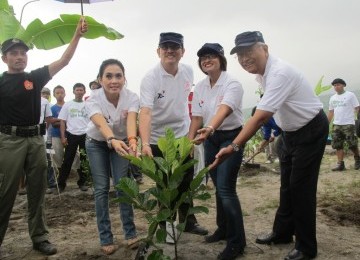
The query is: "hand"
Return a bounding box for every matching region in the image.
[208,145,233,170]
[76,17,88,36]
[61,137,68,146]
[194,127,212,144]
[112,139,130,157]
[141,145,153,158]
[269,136,275,143]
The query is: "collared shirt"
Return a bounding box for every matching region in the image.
[329,91,359,125]
[256,55,323,131]
[140,63,193,143]
[192,71,244,130]
[58,100,89,135]
[39,97,52,124]
[86,88,139,141]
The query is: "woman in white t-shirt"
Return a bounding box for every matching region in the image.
[85,59,139,255]
[188,43,246,260]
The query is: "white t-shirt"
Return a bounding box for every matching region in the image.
[140,63,193,143]
[329,91,359,125]
[86,88,140,141]
[58,100,89,135]
[192,71,244,130]
[40,97,52,124]
[256,55,323,132]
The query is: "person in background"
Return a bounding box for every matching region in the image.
[188,43,246,260]
[0,17,87,256]
[139,32,208,236]
[85,59,139,255]
[327,78,360,171]
[57,83,89,192]
[211,31,329,260]
[89,80,101,90]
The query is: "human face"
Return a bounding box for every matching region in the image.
[236,44,268,75]
[1,46,28,73]
[200,54,221,74]
[99,64,125,96]
[41,92,51,101]
[333,83,345,94]
[73,87,86,101]
[53,88,65,102]
[157,42,184,67]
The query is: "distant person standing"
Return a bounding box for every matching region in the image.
[58,83,89,192]
[327,78,360,171]
[211,31,329,260]
[0,17,87,255]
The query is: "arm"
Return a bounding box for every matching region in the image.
[48,17,88,78]
[327,110,334,123]
[195,104,233,143]
[188,116,203,142]
[91,114,130,155]
[60,120,67,146]
[127,112,138,155]
[139,107,153,157]
[209,109,273,169]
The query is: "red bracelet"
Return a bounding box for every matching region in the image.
[128,136,137,141]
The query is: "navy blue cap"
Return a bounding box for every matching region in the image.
[331,78,346,86]
[1,38,29,54]
[197,43,224,57]
[230,31,265,54]
[159,32,184,45]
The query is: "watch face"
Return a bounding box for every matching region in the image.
[231,143,239,151]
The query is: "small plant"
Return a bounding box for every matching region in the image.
[115,128,210,260]
[79,148,93,189]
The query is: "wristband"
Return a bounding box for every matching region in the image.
[128,136,137,141]
[142,142,150,147]
[107,136,119,149]
[205,125,215,136]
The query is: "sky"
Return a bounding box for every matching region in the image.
[2,0,360,107]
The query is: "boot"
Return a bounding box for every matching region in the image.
[332,161,345,171]
[354,156,360,170]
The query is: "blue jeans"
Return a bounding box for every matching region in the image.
[204,127,246,250]
[86,138,137,246]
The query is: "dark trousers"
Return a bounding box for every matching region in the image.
[151,144,197,230]
[58,132,87,188]
[273,110,328,258]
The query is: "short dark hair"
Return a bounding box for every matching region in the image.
[331,78,346,86]
[89,80,101,90]
[73,82,85,91]
[53,85,65,95]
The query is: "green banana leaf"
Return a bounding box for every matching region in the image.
[314,75,332,96]
[1,0,123,50]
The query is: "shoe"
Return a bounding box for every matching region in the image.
[124,237,140,250]
[33,240,57,255]
[331,161,345,171]
[217,245,244,260]
[79,185,88,192]
[101,244,118,255]
[205,230,226,243]
[255,232,293,245]
[354,156,360,170]
[284,248,311,260]
[185,223,208,236]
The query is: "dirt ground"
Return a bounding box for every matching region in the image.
[1,146,359,260]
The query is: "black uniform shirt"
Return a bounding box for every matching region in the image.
[0,66,51,126]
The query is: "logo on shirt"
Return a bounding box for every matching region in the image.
[217,95,224,104]
[199,100,204,108]
[157,90,165,99]
[24,80,33,90]
[184,82,191,92]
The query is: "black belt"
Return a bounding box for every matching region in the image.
[0,124,46,137]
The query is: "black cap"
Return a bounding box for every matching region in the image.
[159,32,184,45]
[230,31,265,54]
[331,78,346,86]
[1,38,29,54]
[197,43,224,57]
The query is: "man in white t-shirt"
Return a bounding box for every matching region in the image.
[327,78,360,171]
[57,83,89,192]
[139,32,208,236]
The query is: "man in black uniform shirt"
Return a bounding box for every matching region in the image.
[0,18,87,256]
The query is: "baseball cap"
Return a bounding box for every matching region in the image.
[159,32,184,46]
[230,31,265,54]
[1,38,29,54]
[197,43,224,57]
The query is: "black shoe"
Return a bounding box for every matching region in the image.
[205,230,226,243]
[255,232,293,245]
[217,245,244,260]
[33,241,57,255]
[79,185,88,192]
[332,161,345,171]
[185,224,208,236]
[284,248,311,260]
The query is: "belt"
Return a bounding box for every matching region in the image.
[0,124,46,137]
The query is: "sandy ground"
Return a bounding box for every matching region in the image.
[1,146,360,260]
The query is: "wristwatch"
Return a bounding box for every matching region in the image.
[230,143,240,152]
[107,136,118,149]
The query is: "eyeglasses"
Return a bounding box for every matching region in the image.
[236,44,261,59]
[159,43,182,51]
[200,54,218,62]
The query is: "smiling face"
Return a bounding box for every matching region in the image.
[157,42,185,68]
[1,46,28,73]
[99,64,125,96]
[236,43,269,75]
[199,54,221,75]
